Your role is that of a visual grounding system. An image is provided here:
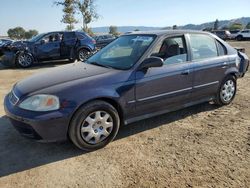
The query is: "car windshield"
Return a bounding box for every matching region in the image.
[86,35,155,70]
[28,33,45,42]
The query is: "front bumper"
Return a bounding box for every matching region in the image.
[4,94,71,142]
[1,51,16,67]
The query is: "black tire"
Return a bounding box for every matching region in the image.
[69,100,120,151]
[16,52,33,68]
[236,35,243,41]
[77,48,90,62]
[214,75,237,106]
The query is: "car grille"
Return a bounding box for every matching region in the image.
[9,90,19,105]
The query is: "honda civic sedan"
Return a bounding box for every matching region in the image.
[4,30,249,150]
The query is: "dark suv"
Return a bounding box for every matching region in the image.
[1,31,95,68]
[94,34,116,48]
[4,30,249,150]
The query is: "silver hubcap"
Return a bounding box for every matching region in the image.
[79,50,89,61]
[80,111,113,145]
[18,53,32,67]
[220,80,235,102]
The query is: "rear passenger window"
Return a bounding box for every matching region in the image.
[189,34,218,60]
[242,30,249,33]
[216,41,227,56]
[63,32,75,40]
[151,36,188,65]
[76,33,85,40]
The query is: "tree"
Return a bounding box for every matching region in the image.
[172,25,177,30]
[109,25,119,36]
[214,19,219,30]
[55,0,78,31]
[7,27,26,39]
[75,0,99,32]
[229,23,244,30]
[24,30,38,39]
[246,22,250,29]
[84,27,94,36]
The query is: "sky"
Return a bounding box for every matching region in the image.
[0,0,250,35]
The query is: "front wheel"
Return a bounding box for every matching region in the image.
[16,52,33,68]
[236,35,243,41]
[69,100,120,151]
[214,75,237,106]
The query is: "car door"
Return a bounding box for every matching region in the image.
[187,33,229,100]
[134,35,193,117]
[35,33,61,60]
[61,32,77,58]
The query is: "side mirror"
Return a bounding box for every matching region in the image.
[40,39,45,45]
[139,57,163,69]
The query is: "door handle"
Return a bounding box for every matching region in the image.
[181,70,190,75]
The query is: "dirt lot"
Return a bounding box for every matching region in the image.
[0,41,249,188]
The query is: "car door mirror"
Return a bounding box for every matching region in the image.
[139,57,163,69]
[40,39,45,45]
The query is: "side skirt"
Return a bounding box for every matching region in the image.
[124,96,215,125]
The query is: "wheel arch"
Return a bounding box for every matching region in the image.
[67,97,124,136]
[77,46,91,53]
[236,35,243,40]
[224,67,239,79]
[15,50,35,67]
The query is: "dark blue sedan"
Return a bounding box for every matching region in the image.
[4,30,249,150]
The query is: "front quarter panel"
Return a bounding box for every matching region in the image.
[30,70,136,123]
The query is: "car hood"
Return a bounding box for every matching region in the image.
[15,63,112,96]
[0,41,12,47]
[7,40,31,50]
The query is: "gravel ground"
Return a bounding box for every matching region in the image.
[0,41,249,188]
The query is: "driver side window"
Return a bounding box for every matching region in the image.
[40,33,62,44]
[151,36,188,65]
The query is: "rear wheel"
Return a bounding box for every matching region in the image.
[77,48,90,62]
[16,52,33,68]
[214,75,237,106]
[69,100,120,151]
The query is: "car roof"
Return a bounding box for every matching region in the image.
[124,30,211,36]
[45,31,82,34]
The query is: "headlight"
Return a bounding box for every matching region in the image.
[19,95,60,111]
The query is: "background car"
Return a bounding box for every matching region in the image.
[1,31,96,68]
[229,30,240,39]
[211,30,231,40]
[94,34,116,48]
[236,29,250,41]
[4,30,249,151]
